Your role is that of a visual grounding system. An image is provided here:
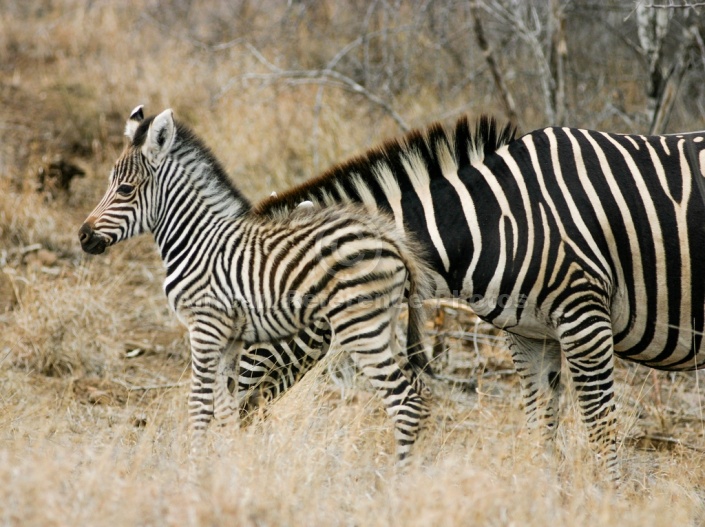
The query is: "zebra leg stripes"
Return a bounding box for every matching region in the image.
[506,334,562,448]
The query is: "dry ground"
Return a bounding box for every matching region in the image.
[2,3,705,526]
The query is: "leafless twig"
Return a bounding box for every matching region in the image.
[114,379,189,391]
[470,1,520,129]
[217,41,410,133]
[639,1,705,8]
[626,433,705,454]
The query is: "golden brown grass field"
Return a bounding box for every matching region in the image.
[2,2,705,525]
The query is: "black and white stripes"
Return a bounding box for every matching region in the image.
[79,106,433,464]
[234,117,516,410]
[246,116,705,479]
[79,105,705,479]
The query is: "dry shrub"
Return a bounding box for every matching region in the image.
[3,236,174,379]
[8,275,124,376]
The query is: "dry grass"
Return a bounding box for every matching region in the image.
[2,2,705,526]
[2,353,705,526]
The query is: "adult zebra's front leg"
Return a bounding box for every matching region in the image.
[557,301,618,481]
[214,338,244,426]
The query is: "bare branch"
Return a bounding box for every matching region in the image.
[649,20,699,133]
[626,433,705,454]
[636,2,672,108]
[692,25,705,72]
[550,0,567,125]
[469,1,520,130]
[482,0,560,125]
[114,379,189,391]
[639,1,705,8]
[219,44,410,132]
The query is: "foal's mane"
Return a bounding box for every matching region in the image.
[132,115,252,210]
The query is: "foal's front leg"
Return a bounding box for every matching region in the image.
[186,312,236,459]
[214,338,244,426]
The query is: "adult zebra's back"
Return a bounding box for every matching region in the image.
[250,117,705,479]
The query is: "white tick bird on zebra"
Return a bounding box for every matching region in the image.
[78,106,434,465]
[234,114,705,482]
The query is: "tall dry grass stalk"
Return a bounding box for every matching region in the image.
[2,1,705,525]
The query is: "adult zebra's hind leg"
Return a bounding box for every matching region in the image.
[236,318,332,417]
[507,333,563,452]
[214,338,243,427]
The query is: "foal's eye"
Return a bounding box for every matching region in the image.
[116,184,135,196]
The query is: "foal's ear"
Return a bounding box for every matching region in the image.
[142,109,175,166]
[124,105,145,140]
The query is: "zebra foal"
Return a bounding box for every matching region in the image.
[78,106,433,463]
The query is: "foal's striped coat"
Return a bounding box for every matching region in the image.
[79,107,433,463]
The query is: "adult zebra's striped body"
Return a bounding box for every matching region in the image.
[243,115,705,478]
[234,118,516,412]
[78,107,433,463]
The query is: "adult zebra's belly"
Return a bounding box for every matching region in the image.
[613,337,705,371]
[611,284,705,370]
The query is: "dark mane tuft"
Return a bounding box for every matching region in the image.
[254,114,516,215]
[452,115,517,167]
[175,120,252,209]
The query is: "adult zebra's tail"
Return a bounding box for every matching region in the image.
[402,241,434,379]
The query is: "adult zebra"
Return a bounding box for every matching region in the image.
[240,114,705,480]
[78,107,434,464]
[235,117,516,411]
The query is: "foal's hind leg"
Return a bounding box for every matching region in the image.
[328,307,429,465]
[388,307,431,400]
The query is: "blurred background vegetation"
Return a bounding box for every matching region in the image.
[1,0,705,384]
[3,1,705,197]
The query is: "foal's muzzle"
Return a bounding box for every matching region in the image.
[78,223,108,255]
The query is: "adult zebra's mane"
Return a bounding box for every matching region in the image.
[254,115,516,215]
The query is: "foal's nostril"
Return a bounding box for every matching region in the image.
[78,223,93,245]
[78,222,107,255]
